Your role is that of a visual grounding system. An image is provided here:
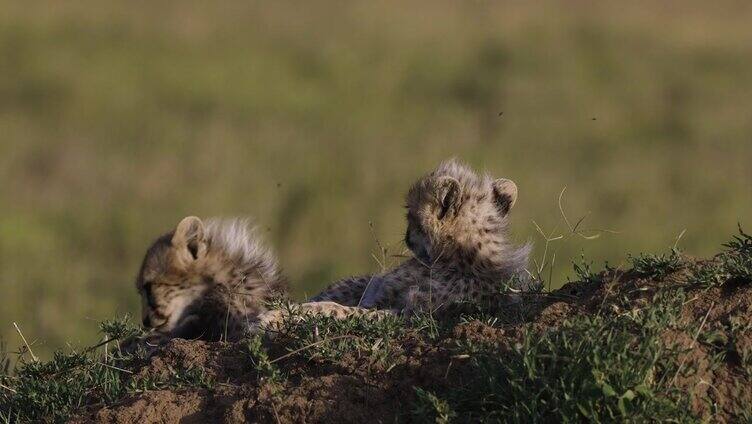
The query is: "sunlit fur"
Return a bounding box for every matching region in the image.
[135,217,287,341]
[310,159,533,315]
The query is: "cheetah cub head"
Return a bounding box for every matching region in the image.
[135,216,285,339]
[135,217,215,336]
[405,159,527,271]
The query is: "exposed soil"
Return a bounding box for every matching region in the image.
[72,257,752,423]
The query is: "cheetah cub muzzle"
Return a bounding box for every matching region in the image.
[135,216,287,342]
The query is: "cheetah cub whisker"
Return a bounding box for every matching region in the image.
[254,159,534,332]
[135,216,287,342]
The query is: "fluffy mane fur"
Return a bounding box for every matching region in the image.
[204,218,281,281]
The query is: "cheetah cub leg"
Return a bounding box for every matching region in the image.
[249,302,394,335]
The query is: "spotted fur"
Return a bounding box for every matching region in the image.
[313,159,531,310]
[256,160,533,329]
[135,216,287,341]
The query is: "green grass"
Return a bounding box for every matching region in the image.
[443,291,695,423]
[2,1,752,359]
[412,229,752,422]
[0,315,214,423]
[268,303,409,368]
[690,226,752,289]
[1,229,751,422]
[0,316,142,423]
[412,387,456,424]
[571,253,603,285]
[728,315,752,378]
[629,249,684,279]
[722,226,752,282]
[245,335,283,385]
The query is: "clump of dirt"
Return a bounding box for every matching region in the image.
[72,256,752,423]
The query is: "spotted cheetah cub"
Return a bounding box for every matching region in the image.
[255,160,532,329]
[135,216,287,341]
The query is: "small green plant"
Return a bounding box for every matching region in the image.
[687,227,752,289]
[246,335,282,384]
[728,315,752,377]
[629,249,684,279]
[724,225,752,255]
[262,296,293,314]
[410,312,441,341]
[412,387,456,424]
[689,226,752,290]
[571,253,601,284]
[99,314,144,342]
[721,226,752,283]
[724,254,752,282]
[690,261,729,289]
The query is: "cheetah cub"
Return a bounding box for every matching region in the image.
[135,216,287,341]
[255,159,533,329]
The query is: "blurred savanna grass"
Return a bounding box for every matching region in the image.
[1,0,751,357]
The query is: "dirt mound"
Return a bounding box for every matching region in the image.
[1,233,745,422]
[65,252,752,423]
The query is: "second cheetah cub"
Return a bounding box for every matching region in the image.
[255,159,533,330]
[135,216,287,341]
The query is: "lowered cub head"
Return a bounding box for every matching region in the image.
[405,159,529,274]
[135,216,286,340]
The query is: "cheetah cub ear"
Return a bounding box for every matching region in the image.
[171,216,208,266]
[492,178,518,215]
[436,176,463,220]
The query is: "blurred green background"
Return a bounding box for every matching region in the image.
[1,0,751,358]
